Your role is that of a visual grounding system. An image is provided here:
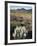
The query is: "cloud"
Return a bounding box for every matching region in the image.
[10,6,32,10]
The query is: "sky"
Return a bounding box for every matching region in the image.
[10,6,32,10]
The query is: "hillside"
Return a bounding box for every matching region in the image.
[10,8,32,32]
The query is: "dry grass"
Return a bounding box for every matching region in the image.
[10,11,32,32]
